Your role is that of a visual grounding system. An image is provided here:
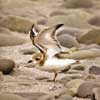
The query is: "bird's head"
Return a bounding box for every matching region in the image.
[32,52,46,66]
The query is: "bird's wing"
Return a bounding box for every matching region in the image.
[35,24,64,57]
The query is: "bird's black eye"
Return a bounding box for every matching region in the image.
[36,57,41,61]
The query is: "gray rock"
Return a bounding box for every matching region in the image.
[80,44,100,50]
[0,58,15,74]
[78,28,100,44]
[58,49,100,60]
[64,0,94,8]
[62,49,100,60]
[57,27,83,38]
[71,64,85,71]
[88,15,100,27]
[48,11,91,29]
[15,92,50,100]
[73,97,91,100]
[0,27,11,34]
[50,10,67,17]
[16,92,47,100]
[77,81,100,98]
[38,94,54,100]
[89,66,100,75]
[0,71,3,81]
[66,79,84,96]
[0,33,27,46]
[57,94,73,100]
[92,88,100,100]
[37,18,47,25]
[0,93,28,100]
[0,15,33,33]
[20,47,37,55]
[57,34,80,48]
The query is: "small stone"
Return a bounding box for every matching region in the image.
[92,88,100,100]
[57,94,73,100]
[0,15,33,33]
[0,72,3,81]
[66,79,84,96]
[0,93,28,100]
[78,28,100,45]
[57,34,80,48]
[15,92,46,100]
[50,10,67,17]
[64,0,94,8]
[48,10,91,29]
[89,66,100,75]
[73,97,91,100]
[65,49,100,60]
[20,47,37,55]
[0,58,15,74]
[0,27,11,34]
[56,26,83,38]
[38,94,54,100]
[77,81,100,98]
[37,18,47,25]
[88,15,100,27]
[0,33,27,46]
[71,64,85,71]
[68,70,83,74]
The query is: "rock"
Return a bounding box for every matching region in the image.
[73,97,91,100]
[50,10,67,17]
[92,88,100,100]
[60,76,72,86]
[0,72,3,81]
[56,26,83,38]
[57,94,73,100]
[71,64,85,71]
[37,18,47,25]
[89,66,100,75]
[59,49,100,60]
[38,94,54,100]
[0,0,2,9]
[64,0,94,8]
[20,47,37,55]
[80,44,100,50]
[0,15,33,33]
[57,34,80,48]
[0,33,27,46]
[0,27,11,34]
[66,79,84,96]
[77,81,100,98]
[88,15,100,27]
[78,28,100,44]
[0,93,28,100]
[68,70,83,74]
[0,58,15,74]
[15,92,47,100]
[48,11,91,29]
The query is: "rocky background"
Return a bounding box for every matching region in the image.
[0,0,100,100]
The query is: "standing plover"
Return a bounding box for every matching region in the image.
[30,24,79,81]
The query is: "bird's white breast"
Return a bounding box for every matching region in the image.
[36,57,76,72]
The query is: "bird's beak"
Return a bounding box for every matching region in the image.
[55,24,64,30]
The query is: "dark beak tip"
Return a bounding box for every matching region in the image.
[56,24,64,29]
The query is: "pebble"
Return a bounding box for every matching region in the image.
[0,58,15,74]
[77,81,100,98]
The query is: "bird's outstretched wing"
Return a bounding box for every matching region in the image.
[30,24,64,57]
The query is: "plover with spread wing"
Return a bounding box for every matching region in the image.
[29,24,79,81]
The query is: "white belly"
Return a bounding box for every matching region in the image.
[36,58,76,72]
